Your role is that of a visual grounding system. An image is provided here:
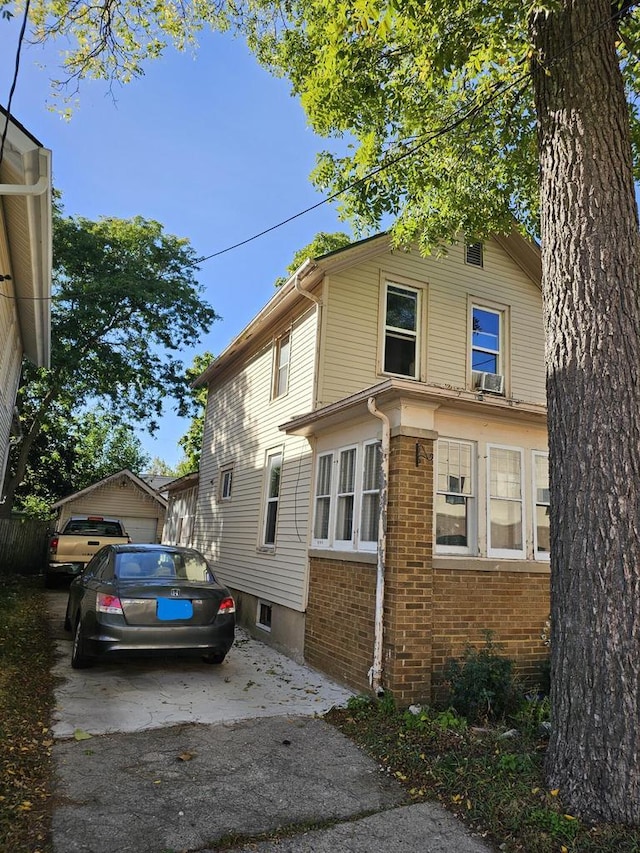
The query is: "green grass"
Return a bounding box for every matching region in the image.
[325,695,640,852]
[0,576,56,853]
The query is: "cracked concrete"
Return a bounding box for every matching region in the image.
[47,591,494,853]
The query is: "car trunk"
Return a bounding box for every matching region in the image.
[118,583,227,626]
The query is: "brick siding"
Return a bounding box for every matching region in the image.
[305,432,551,705]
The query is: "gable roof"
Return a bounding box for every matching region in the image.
[51,469,168,510]
[0,107,52,366]
[194,230,541,389]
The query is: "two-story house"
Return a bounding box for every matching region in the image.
[193,232,549,704]
[0,108,52,495]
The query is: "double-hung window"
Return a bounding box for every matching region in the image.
[435,439,475,553]
[272,332,290,399]
[312,441,382,550]
[487,445,525,558]
[360,442,382,550]
[533,451,550,559]
[262,451,282,547]
[383,281,420,378]
[472,305,502,376]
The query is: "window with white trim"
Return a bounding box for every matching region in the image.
[335,447,357,546]
[360,442,383,549]
[435,438,476,553]
[312,441,382,551]
[487,445,525,558]
[383,281,420,378]
[533,451,550,559]
[313,453,333,544]
[262,451,282,547]
[471,305,502,376]
[219,466,233,501]
[257,600,272,631]
[272,331,291,399]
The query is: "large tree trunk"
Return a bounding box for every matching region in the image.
[530,1,640,823]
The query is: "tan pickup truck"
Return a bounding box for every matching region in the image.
[46,516,130,587]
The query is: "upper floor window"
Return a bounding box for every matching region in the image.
[435,438,475,553]
[472,306,502,375]
[487,445,525,558]
[533,451,550,559]
[262,451,282,547]
[272,332,290,399]
[383,282,420,379]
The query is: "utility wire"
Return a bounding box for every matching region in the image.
[0,0,32,169]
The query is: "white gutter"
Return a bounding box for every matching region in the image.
[0,174,49,196]
[367,396,390,697]
[293,260,320,305]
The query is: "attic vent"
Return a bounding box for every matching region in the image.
[465,242,483,267]
[473,370,505,395]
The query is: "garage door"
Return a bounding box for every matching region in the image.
[121,517,159,543]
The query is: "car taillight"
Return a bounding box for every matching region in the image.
[97,593,124,615]
[49,536,59,554]
[218,597,235,615]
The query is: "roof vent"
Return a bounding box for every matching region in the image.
[466,242,483,267]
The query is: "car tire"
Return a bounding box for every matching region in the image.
[202,652,226,665]
[71,619,91,669]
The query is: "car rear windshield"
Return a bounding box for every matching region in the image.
[116,551,214,582]
[65,520,124,536]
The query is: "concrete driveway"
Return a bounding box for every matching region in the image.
[47,591,352,738]
[47,591,494,853]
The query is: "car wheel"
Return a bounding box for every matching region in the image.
[202,652,226,665]
[71,619,91,669]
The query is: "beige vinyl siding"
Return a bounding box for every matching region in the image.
[195,308,317,611]
[57,482,165,541]
[0,295,21,483]
[320,239,546,407]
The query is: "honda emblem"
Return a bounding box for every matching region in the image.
[170,588,180,597]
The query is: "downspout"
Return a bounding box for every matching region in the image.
[367,396,390,697]
[0,175,49,196]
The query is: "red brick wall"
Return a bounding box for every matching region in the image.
[304,432,551,706]
[305,556,377,693]
[431,567,550,698]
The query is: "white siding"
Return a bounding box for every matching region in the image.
[320,238,546,406]
[194,307,317,611]
[0,292,22,488]
[163,485,198,545]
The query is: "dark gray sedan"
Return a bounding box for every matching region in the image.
[64,544,236,669]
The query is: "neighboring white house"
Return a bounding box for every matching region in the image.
[0,108,52,496]
[162,471,198,546]
[191,232,550,703]
[51,469,168,543]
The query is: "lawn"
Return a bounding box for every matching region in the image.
[2,577,640,853]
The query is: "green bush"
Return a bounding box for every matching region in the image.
[444,633,521,724]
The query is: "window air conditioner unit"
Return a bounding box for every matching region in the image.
[473,371,505,395]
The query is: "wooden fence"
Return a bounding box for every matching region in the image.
[0,518,51,576]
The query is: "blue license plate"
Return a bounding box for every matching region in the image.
[157,598,193,620]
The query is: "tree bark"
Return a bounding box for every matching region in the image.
[530,0,640,823]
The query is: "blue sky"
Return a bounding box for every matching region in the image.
[1,21,354,467]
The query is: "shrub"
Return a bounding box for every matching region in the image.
[444,633,522,724]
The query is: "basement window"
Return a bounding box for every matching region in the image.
[257,601,272,632]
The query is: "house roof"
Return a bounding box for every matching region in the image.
[0,107,52,367]
[164,471,199,494]
[51,469,168,510]
[194,230,541,389]
[280,378,547,438]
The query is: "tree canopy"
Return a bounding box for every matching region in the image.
[274,231,352,286]
[7,0,640,825]
[2,205,218,513]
